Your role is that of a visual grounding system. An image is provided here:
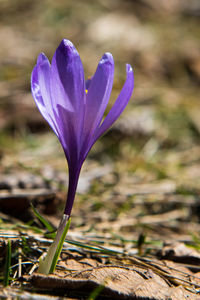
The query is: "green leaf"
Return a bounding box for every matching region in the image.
[49,217,71,273]
[38,215,71,275]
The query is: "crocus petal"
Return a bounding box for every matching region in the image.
[93,64,134,142]
[51,39,85,111]
[50,40,85,145]
[81,53,114,153]
[55,105,79,165]
[31,53,58,136]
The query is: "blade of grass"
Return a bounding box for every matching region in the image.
[4,240,11,287]
[87,283,105,300]
[30,202,55,233]
[66,240,120,255]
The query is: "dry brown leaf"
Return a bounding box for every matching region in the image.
[29,264,198,300]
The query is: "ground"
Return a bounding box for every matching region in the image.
[0,0,200,299]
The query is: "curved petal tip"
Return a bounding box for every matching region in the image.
[62,39,74,49]
[100,52,114,66]
[126,63,133,74]
[126,64,134,88]
[56,39,79,60]
[37,53,48,65]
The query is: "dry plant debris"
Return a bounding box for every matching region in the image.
[1,225,200,299]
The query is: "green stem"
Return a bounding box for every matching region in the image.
[38,214,71,275]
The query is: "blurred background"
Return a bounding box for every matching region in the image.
[0,0,200,241]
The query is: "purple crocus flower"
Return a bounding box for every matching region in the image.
[31,39,134,218]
